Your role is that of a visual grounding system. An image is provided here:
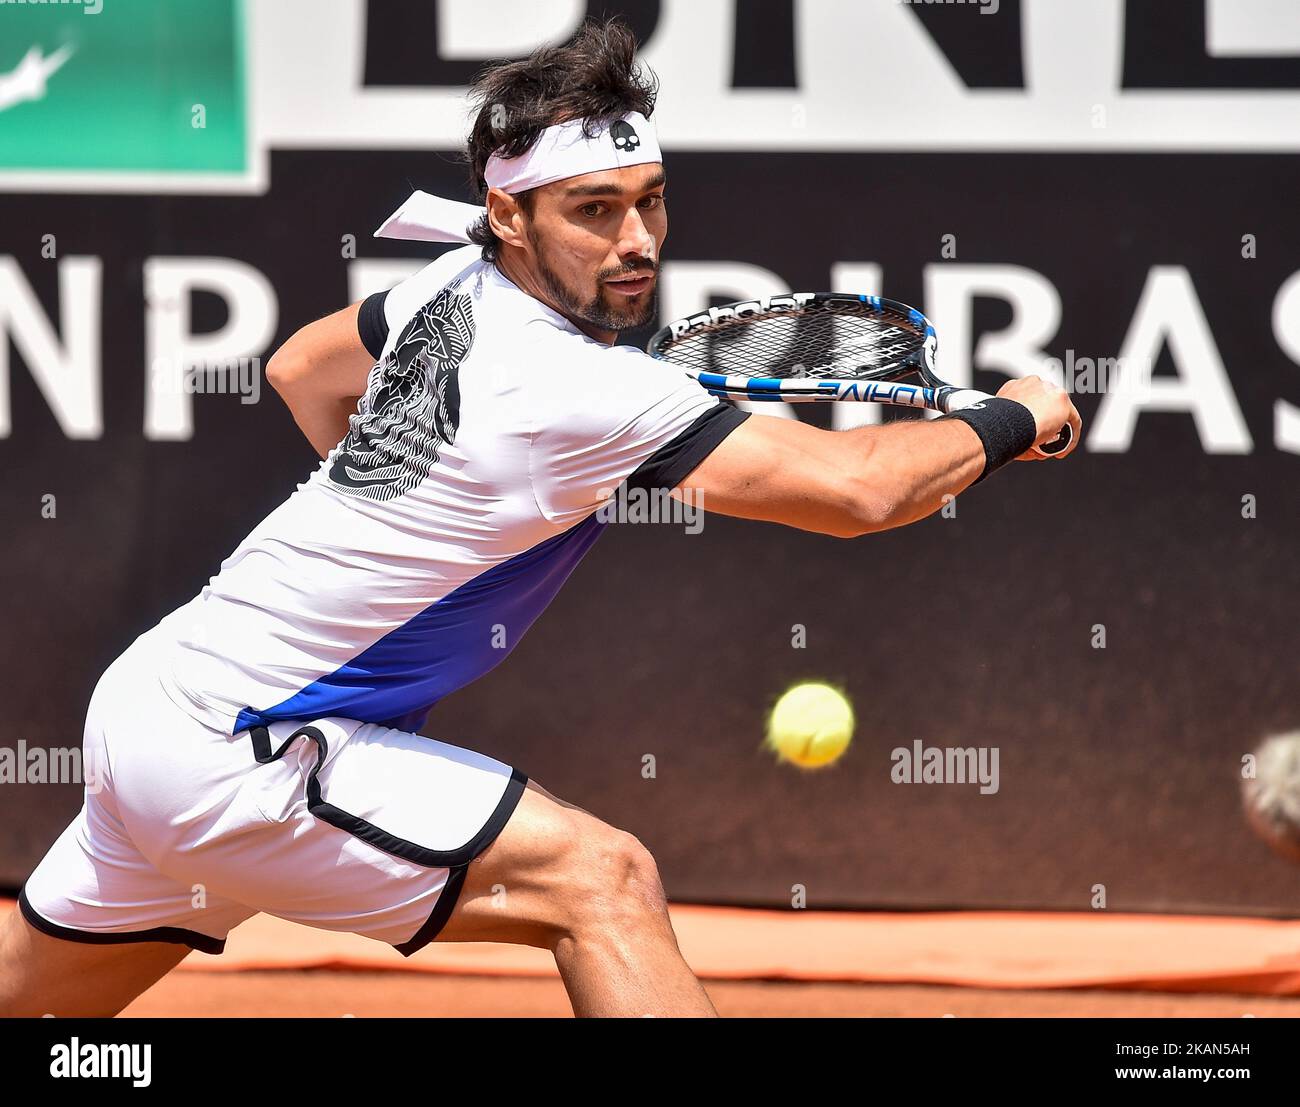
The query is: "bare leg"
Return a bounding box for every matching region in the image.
[437,780,716,1017]
[0,906,190,1017]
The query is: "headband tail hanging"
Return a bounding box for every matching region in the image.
[373,192,484,244]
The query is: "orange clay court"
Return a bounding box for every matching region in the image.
[4,899,1295,1017]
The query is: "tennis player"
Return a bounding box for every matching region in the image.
[0,20,1079,1018]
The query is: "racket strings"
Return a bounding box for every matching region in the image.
[658,301,925,381]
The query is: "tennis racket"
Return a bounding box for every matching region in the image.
[647,292,1072,456]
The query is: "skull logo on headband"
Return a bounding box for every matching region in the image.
[609,119,640,152]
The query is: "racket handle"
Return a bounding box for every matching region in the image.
[942,388,1072,458]
[1035,424,1073,457]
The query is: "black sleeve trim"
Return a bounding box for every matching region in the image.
[357,289,390,359]
[624,403,751,493]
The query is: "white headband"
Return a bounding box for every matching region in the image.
[373,111,661,245]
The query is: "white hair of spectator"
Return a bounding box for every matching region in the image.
[1242,731,1300,858]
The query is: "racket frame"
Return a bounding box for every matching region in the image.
[647,291,1071,454]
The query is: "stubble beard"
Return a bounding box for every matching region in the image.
[532,242,658,334]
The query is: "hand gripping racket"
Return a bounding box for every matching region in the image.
[647,292,1072,457]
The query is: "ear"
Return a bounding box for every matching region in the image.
[486,188,527,249]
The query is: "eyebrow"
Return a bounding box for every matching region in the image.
[563,168,666,199]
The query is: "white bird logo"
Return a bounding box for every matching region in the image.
[0,45,75,114]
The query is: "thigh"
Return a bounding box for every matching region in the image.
[434,779,635,948]
[0,905,189,1018]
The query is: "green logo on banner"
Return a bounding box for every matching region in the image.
[0,0,246,174]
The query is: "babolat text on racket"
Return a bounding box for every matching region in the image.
[647,292,1071,456]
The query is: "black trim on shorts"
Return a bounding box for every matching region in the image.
[357,289,390,359]
[249,722,527,864]
[623,402,751,493]
[17,887,227,955]
[393,766,529,957]
[247,726,529,958]
[393,863,470,958]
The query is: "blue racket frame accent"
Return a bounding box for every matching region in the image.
[649,290,1074,455]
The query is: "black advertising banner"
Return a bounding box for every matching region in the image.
[1,1,1297,915]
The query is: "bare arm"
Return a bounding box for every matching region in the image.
[676,377,1080,538]
[675,414,983,538]
[266,301,376,458]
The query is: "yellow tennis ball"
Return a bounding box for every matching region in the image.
[765,682,854,769]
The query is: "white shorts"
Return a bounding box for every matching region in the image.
[20,628,527,957]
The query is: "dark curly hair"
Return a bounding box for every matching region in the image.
[464,18,658,262]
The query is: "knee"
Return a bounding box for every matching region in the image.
[565,821,667,924]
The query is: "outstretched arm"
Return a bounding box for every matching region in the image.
[266,301,377,458]
[675,376,1080,538]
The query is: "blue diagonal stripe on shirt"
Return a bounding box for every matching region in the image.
[232,514,606,735]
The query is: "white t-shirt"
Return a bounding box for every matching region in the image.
[155,246,747,734]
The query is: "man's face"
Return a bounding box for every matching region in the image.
[520,162,667,333]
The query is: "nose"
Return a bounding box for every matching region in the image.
[617,206,656,264]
